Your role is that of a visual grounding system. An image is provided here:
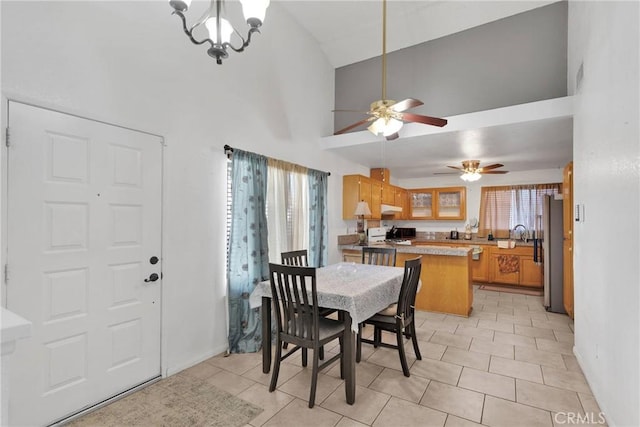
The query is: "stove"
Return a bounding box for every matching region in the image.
[367,227,387,245]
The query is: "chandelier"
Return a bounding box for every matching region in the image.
[169,0,270,64]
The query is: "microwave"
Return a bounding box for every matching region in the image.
[386,227,416,239]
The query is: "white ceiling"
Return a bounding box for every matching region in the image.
[276,0,573,179]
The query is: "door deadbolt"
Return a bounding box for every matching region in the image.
[150,256,159,265]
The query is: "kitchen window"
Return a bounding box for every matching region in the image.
[478,183,561,238]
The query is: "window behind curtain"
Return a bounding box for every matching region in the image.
[227,159,311,265]
[266,159,309,263]
[478,183,561,238]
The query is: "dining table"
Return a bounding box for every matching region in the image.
[249,261,405,405]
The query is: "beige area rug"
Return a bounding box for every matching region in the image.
[478,284,544,296]
[67,373,263,427]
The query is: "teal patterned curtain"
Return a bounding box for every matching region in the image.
[308,169,329,267]
[227,149,269,353]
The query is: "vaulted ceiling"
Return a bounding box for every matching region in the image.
[278,1,573,180]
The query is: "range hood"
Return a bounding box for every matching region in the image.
[381,204,403,214]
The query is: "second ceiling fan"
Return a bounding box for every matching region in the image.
[333,0,447,141]
[436,160,509,181]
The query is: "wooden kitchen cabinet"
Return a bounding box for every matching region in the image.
[371,180,382,219]
[435,187,466,220]
[563,161,574,318]
[409,189,435,219]
[343,175,381,220]
[520,256,543,287]
[489,246,543,288]
[381,183,395,205]
[394,187,409,220]
[470,246,490,282]
[409,187,466,220]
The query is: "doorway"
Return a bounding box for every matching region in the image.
[5,101,163,425]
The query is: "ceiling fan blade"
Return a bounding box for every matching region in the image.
[479,163,504,171]
[390,98,424,112]
[400,112,448,127]
[385,132,399,141]
[333,118,372,135]
[447,165,465,171]
[481,171,509,174]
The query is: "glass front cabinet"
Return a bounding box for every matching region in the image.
[409,187,466,220]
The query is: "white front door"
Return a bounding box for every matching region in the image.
[6,101,162,426]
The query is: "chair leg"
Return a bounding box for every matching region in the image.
[356,323,362,363]
[409,322,422,360]
[309,347,320,408]
[269,338,284,392]
[319,345,324,360]
[302,348,308,367]
[374,327,381,347]
[396,327,410,377]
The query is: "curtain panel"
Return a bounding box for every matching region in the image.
[478,183,561,238]
[308,169,329,267]
[227,150,269,353]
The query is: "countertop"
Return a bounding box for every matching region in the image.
[340,244,472,257]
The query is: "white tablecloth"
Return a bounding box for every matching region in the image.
[249,262,405,332]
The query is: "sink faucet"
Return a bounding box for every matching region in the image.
[511,224,528,242]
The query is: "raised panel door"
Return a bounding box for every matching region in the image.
[381,183,394,205]
[520,256,543,287]
[6,101,162,426]
[470,247,490,282]
[370,180,382,219]
[563,162,574,317]
[489,254,520,284]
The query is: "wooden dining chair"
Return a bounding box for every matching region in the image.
[357,256,422,377]
[268,263,345,408]
[362,246,397,266]
[280,249,336,360]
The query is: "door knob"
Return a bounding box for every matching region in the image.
[144,273,159,282]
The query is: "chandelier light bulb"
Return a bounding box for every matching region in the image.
[240,0,270,26]
[205,16,233,44]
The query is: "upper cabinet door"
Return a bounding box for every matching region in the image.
[409,189,435,219]
[435,187,466,220]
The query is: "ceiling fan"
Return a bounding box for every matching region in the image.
[436,160,509,181]
[332,0,447,141]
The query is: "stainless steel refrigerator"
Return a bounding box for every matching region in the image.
[542,195,565,313]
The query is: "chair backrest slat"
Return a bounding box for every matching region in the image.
[362,246,397,267]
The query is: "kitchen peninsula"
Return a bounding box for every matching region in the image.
[340,244,473,317]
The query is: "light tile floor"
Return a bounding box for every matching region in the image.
[73,286,608,426]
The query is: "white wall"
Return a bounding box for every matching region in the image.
[567,2,639,426]
[1,0,361,378]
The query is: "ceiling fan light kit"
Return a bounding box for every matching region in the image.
[333,0,447,140]
[435,160,509,181]
[169,0,270,64]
